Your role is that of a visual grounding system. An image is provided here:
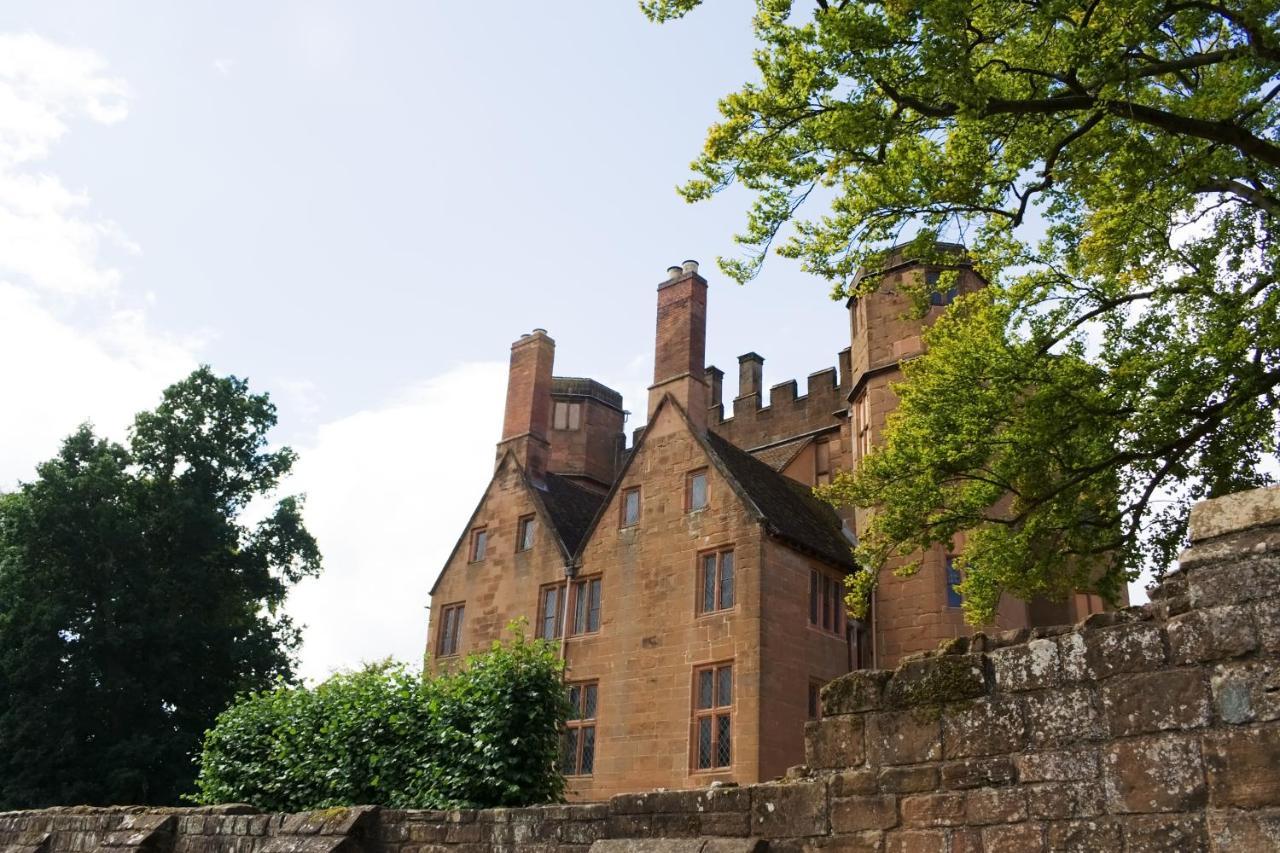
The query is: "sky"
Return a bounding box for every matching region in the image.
[0,2,1157,682]
[0,1,872,681]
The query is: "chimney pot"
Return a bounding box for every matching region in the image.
[667,265,683,280]
[682,260,699,273]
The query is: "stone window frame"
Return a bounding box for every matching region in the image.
[686,467,710,512]
[516,514,536,552]
[814,437,833,486]
[553,400,582,431]
[620,486,641,528]
[690,660,734,773]
[855,393,872,460]
[945,554,963,608]
[537,582,566,640]
[808,566,846,637]
[436,602,465,658]
[570,575,603,636]
[468,527,488,563]
[696,547,736,616]
[562,680,598,777]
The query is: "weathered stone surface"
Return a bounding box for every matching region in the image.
[1120,814,1207,853]
[1166,605,1258,664]
[1082,622,1165,680]
[828,796,897,833]
[829,770,877,798]
[980,822,1044,853]
[882,829,945,853]
[1212,660,1280,724]
[1203,724,1280,809]
[805,715,865,770]
[865,711,941,766]
[1024,782,1106,820]
[589,841,762,853]
[875,765,937,794]
[1014,748,1100,783]
[940,697,1025,759]
[1206,807,1280,851]
[822,671,891,716]
[1045,818,1121,852]
[883,655,986,709]
[939,757,1014,790]
[1101,668,1211,735]
[989,639,1062,692]
[749,781,828,839]
[1187,484,1280,542]
[898,793,964,828]
[962,788,1025,825]
[1022,687,1104,748]
[1103,735,1206,814]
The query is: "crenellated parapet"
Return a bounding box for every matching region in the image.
[707,349,852,452]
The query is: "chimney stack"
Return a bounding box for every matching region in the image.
[737,352,764,413]
[648,260,709,431]
[498,329,555,478]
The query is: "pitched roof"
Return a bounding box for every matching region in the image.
[704,430,856,571]
[537,473,607,555]
[750,435,814,472]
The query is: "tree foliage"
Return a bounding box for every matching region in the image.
[648,0,1280,621]
[0,367,320,808]
[194,628,569,811]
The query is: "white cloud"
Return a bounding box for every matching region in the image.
[212,57,235,78]
[0,34,199,486]
[284,362,506,682]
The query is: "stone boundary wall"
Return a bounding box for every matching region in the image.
[3,485,1279,852]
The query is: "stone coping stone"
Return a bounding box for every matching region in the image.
[1189,485,1280,542]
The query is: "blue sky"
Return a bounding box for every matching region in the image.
[0,2,863,679]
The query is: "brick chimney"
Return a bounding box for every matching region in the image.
[497,328,554,478]
[648,260,709,432]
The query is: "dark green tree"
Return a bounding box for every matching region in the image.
[0,367,321,808]
[647,0,1280,621]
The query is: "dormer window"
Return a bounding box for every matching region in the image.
[553,401,581,431]
[687,469,709,511]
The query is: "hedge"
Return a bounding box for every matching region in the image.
[192,627,569,810]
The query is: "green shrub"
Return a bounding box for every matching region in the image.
[193,626,568,810]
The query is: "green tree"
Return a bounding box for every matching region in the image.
[194,627,569,811]
[0,367,320,808]
[646,0,1280,621]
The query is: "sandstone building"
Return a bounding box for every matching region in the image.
[427,249,1113,800]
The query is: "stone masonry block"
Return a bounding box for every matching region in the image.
[989,639,1062,692]
[941,696,1025,758]
[806,715,866,770]
[981,822,1045,853]
[830,769,877,797]
[1211,660,1280,725]
[829,795,898,833]
[939,757,1015,790]
[898,793,964,828]
[1103,734,1207,814]
[1206,807,1280,851]
[1255,596,1280,653]
[749,780,828,838]
[1101,668,1211,735]
[1014,748,1100,783]
[1187,484,1280,542]
[883,829,945,853]
[1024,782,1106,820]
[865,710,941,766]
[1045,818,1122,852]
[1082,622,1166,680]
[823,671,892,716]
[883,655,987,709]
[1204,724,1280,809]
[963,787,1026,825]
[1187,557,1280,608]
[1120,814,1208,853]
[1023,687,1105,748]
[876,765,938,794]
[1166,605,1258,664]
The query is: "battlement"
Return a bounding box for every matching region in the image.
[708,348,853,451]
